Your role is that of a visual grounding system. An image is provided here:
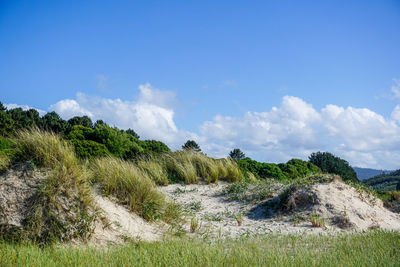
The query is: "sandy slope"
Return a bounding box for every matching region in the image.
[88,193,162,245]
[159,180,400,239]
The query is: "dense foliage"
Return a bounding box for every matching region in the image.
[0,102,170,159]
[237,157,321,181]
[309,151,358,182]
[363,169,400,191]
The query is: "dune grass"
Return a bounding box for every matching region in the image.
[90,157,167,221]
[0,231,398,266]
[1,129,96,244]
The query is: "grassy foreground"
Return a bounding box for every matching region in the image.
[1,231,399,267]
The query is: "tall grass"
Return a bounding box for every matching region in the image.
[135,151,243,185]
[91,157,166,221]
[0,231,398,266]
[4,129,95,244]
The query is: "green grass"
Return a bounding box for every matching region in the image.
[2,129,95,244]
[90,156,166,221]
[0,231,399,266]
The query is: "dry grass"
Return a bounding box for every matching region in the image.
[4,129,96,244]
[90,157,166,221]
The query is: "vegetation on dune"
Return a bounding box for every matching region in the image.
[309,151,358,182]
[1,231,399,266]
[1,129,96,244]
[0,103,170,160]
[237,157,321,181]
[90,157,166,221]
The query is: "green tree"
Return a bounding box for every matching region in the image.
[67,116,93,129]
[0,102,6,112]
[41,112,69,134]
[309,151,358,182]
[0,111,14,136]
[229,148,245,160]
[397,181,400,191]
[141,140,170,154]
[182,140,201,153]
[125,128,140,139]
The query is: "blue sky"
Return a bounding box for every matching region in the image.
[1,0,400,169]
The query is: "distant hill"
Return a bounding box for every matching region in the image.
[352,167,393,181]
[363,169,400,191]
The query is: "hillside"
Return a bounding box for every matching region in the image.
[363,170,400,191]
[353,167,393,181]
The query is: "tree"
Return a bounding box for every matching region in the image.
[182,140,201,153]
[41,111,69,134]
[68,116,93,129]
[0,102,6,112]
[309,151,358,182]
[125,128,140,139]
[229,148,245,160]
[397,181,400,191]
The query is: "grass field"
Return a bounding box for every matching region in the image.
[1,231,399,267]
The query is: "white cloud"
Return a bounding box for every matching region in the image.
[46,82,400,169]
[200,96,321,163]
[199,96,400,169]
[5,103,46,116]
[49,83,194,149]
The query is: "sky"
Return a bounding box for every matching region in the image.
[1,0,400,169]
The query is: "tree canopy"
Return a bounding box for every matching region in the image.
[229,148,245,160]
[182,140,201,153]
[309,151,358,182]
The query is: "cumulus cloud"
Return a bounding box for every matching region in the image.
[49,83,196,148]
[46,82,400,169]
[200,96,400,169]
[5,103,46,116]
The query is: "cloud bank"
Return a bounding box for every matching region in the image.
[26,82,400,169]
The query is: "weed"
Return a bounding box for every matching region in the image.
[235,214,243,226]
[185,201,202,213]
[309,214,325,228]
[190,217,200,233]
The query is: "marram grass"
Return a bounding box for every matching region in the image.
[90,156,166,221]
[2,129,95,244]
[0,231,399,267]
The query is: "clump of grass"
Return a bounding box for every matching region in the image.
[137,157,169,185]
[6,129,96,244]
[163,151,243,184]
[90,157,166,221]
[190,217,200,233]
[235,214,243,226]
[0,153,11,173]
[309,214,325,228]
[185,201,202,213]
